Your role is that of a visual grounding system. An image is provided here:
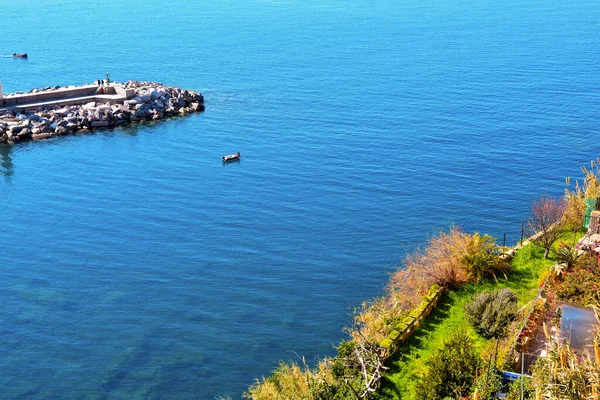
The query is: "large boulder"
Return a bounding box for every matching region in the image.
[32,132,53,140]
[55,108,69,117]
[18,128,32,139]
[9,125,23,134]
[190,102,205,112]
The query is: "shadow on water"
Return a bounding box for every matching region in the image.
[375,293,455,400]
[0,144,14,180]
[222,158,241,167]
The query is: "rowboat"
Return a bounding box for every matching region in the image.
[222,151,240,162]
[13,53,28,59]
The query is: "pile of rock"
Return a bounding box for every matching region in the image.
[0,81,204,143]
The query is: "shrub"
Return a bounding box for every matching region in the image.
[461,233,511,283]
[563,187,586,232]
[555,241,584,269]
[472,365,503,400]
[400,227,471,289]
[504,376,535,400]
[400,227,510,290]
[563,160,600,231]
[351,297,403,344]
[554,260,600,305]
[416,330,480,400]
[245,358,335,400]
[465,289,518,339]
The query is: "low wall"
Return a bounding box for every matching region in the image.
[378,286,444,358]
[2,85,99,106]
[0,84,135,111]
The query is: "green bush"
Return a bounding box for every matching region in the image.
[556,256,600,306]
[336,340,357,358]
[555,260,600,305]
[504,376,535,400]
[472,365,503,400]
[464,289,518,339]
[416,330,480,400]
[462,233,512,283]
[554,242,584,269]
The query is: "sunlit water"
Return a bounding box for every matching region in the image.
[0,0,599,398]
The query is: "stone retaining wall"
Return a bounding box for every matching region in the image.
[378,286,444,359]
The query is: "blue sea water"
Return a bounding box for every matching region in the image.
[0,0,599,398]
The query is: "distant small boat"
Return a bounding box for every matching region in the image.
[13,53,27,59]
[222,151,240,162]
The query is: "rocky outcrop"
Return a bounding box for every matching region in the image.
[0,81,205,143]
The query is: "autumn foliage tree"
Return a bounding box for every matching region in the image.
[399,228,510,290]
[527,195,566,258]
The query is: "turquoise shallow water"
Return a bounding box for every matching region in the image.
[0,0,599,398]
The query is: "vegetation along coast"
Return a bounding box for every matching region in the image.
[246,160,600,399]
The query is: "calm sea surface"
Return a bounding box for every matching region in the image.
[0,0,599,398]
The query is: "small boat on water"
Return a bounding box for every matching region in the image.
[222,151,240,162]
[13,53,28,59]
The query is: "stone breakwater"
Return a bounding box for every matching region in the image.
[0,81,204,143]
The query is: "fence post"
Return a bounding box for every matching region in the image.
[521,222,525,245]
[521,352,525,400]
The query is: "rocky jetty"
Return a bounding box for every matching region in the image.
[0,81,204,143]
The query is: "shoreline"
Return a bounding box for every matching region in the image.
[0,81,204,143]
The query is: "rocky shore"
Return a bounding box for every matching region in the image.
[0,81,204,143]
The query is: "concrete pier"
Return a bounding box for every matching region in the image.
[0,81,204,143]
[0,84,136,111]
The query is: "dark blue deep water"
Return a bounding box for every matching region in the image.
[1,0,599,398]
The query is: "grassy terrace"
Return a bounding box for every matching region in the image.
[375,235,580,400]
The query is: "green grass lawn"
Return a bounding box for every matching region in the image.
[374,241,562,400]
